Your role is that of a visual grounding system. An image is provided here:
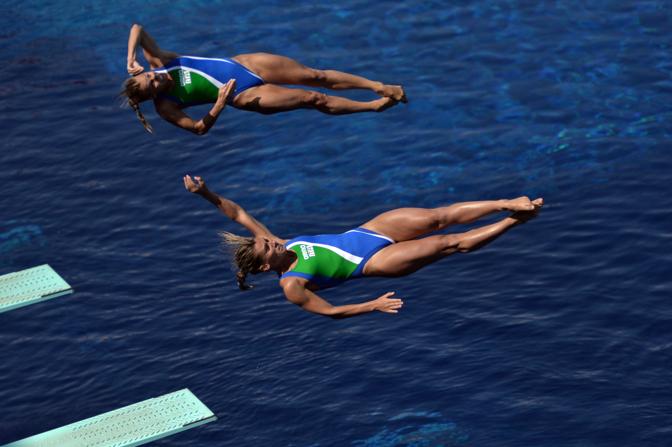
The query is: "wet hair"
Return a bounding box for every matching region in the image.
[219,232,265,290]
[119,77,154,134]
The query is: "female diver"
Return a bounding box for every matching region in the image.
[122,24,407,134]
[184,175,543,319]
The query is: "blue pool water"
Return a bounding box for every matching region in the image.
[1,1,671,446]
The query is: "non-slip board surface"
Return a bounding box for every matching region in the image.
[0,264,73,314]
[3,389,216,447]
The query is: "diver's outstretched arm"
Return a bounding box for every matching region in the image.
[156,81,236,135]
[184,175,279,240]
[127,23,178,74]
[281,278,403,319]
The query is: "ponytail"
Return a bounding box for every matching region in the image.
[130,101,154,134]
[236,271,253,290]
[119,78,153,134]
[220,232,264,291]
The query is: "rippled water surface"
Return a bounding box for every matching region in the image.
[1,1,671,446]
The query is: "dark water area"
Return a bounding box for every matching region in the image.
[1,1,671,446]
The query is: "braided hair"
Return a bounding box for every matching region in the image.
[219,232,265,290]
[129,101,154,134]
[119,77,154,134]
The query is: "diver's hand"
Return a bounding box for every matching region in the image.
[372,292,404,314]
[183,175,207,194]
[127,59,144,76]
[217,79,237,104]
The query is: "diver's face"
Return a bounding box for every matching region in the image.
[135,71,170,99]
[254,236,287,271]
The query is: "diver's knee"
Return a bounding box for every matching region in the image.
[427,209,443,231]
[439,235,462,254]
[308,69,327,83]
[303,91,329,108]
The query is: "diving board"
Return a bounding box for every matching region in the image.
[2,389,216,447]
[0,264,73,314]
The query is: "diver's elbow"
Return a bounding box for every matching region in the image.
[193,126,208,136]
[325,309,345,320]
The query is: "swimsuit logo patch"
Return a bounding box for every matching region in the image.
[300,244,315,260]
[178,69,192,86]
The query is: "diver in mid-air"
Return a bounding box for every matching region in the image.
[183,174,543,319]
[121,24,407,134]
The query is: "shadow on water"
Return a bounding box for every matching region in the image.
[0,221,45,258]
[354,413,470,447]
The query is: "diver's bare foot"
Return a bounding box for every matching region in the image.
[511,198,544,223]
[506,196,535,211]
[374,96,399,112]
[377,84,407,103]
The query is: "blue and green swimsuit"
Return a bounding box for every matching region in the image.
[154,56,264,107]
[281,228,395,289]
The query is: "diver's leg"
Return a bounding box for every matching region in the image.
[363,206,541,277]
[233,53,406,101]
[232,84,398,115]
[361,198,542,242]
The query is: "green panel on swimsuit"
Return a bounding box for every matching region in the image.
[289,244,359,280]
[166,68,220,104]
